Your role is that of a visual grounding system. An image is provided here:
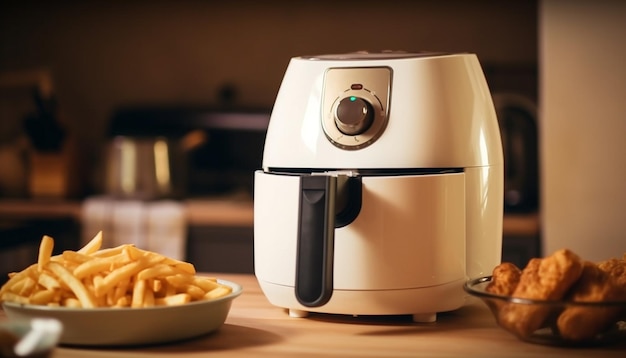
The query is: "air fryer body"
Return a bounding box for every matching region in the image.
[254,52,503,322]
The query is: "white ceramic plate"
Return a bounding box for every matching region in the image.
[2,279,242,346]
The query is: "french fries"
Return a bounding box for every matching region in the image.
[0,231,233,308]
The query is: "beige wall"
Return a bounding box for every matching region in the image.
[540,0,626,260]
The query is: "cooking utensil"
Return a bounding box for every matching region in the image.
[22,89,65,152]
[103,107,221,199]
[104,135,188,200]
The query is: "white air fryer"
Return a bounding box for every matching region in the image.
[254,52,503,322]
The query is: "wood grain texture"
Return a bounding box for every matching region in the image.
[2,273,624,357]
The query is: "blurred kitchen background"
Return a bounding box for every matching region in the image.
[0,0,624,281]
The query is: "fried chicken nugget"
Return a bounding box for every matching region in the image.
[487,262,521,296]
[597,256,626,326]
[498,249,584,338]
[556,261,624,341]
[598,257,626,289]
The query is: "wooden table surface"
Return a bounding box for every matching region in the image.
[2,273,625,357]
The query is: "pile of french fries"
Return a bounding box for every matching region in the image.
[0,232,232,308]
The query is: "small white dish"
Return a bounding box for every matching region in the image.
[0,318,62,357]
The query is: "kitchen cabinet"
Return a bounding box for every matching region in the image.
[0,217,80,285]
[0,200,89,283]
[186,225,254,274]
[184,198,255,273]
[502,212,541,268]
[502,232,541,269]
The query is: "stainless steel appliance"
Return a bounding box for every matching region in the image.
[254,52,504,322]
[493,93,539,213]
[104,107,269,199]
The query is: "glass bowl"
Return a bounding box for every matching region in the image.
[464,276,626,347]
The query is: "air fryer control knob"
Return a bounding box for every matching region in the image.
[334,96,374,135]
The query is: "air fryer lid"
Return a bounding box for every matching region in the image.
[301,51,451,60]
[261,52,502,170]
